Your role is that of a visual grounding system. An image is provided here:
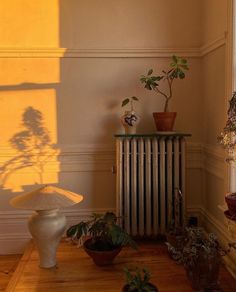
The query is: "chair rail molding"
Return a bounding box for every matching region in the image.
[0,34,226,58]
[200,33,227,57]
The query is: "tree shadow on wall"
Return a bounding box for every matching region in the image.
[0,106,59,191]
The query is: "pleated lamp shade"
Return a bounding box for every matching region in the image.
[10,185,83,210]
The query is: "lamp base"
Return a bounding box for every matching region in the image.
[28,209,66,268]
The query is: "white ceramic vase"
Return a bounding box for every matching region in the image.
[121,110,140,134]
[28,209,66,268]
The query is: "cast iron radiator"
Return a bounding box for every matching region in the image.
[115,133,189,237]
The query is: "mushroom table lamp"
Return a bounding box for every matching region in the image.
[10,185,83,268]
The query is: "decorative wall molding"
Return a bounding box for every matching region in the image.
[200,33,227,57]
[0,142,224,175]
[0,142,203,175]
[202,144,227,180]
[0,143,116,174]
[0,34,226,59]
[0,47,201,58]
[186,142,203,170]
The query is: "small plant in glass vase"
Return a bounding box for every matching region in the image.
[218,91,236,220]
[121,96,140,135]
[122,267,158,292]
[140,56,189,131]
[66,212,137,266]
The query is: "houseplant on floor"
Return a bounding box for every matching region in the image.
[121,96,140,134]
[66,212,137,266]
[140,55,189,131]
[218,91,236,220]
[169,227,226,291]
[166,189,187,257]
[122,267,158,292]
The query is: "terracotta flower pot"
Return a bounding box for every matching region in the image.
[83,238,122,266]
[152,112,177,131]
[122,283,158,291]
[225,193,236,217]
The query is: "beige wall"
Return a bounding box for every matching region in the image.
[201,0,236,272]
[0,0,234,262]
[202,0,229,223]
[202,0,228,44]
[59,0,203,48]
[0,0,203,209]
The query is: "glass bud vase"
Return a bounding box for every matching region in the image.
[121,110,140,134]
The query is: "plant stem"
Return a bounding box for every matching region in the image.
[154,75,173,112]
[131,100,134,111]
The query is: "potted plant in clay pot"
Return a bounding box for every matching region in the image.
[140,56,189,131]
[218,91,236,220]
[169,227,226,291]
[121,96,140,134]
[66,212,137,266]
[122,267,158,292]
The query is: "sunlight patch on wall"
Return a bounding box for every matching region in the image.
[0,89,59,192]
[0,0,59,47]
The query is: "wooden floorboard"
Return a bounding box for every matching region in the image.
[6,240,236,292]
[0,254,21,291]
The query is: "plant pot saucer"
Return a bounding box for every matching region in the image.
[224,210,236,221]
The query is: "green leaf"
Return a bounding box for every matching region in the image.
[147,69,153,75]
[104,212,117,223]
[145,83,152,90]
[179,71,185,79]
[122,98,130,107]
[150,76,160,81]
[180,64,189,70]
[172,55,178,64]
[66,225,78,237]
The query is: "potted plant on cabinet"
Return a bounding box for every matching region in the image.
[66,212,137,266]
[140,55,189,131]
[121,96,140,134]
[218,91,236,220]
[122,267,158,292]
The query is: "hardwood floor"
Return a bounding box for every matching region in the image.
[0,254,21,291]
[4,240,236,292]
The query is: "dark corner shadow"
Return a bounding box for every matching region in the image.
[0,82,59,92]
[0,106,59,192]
